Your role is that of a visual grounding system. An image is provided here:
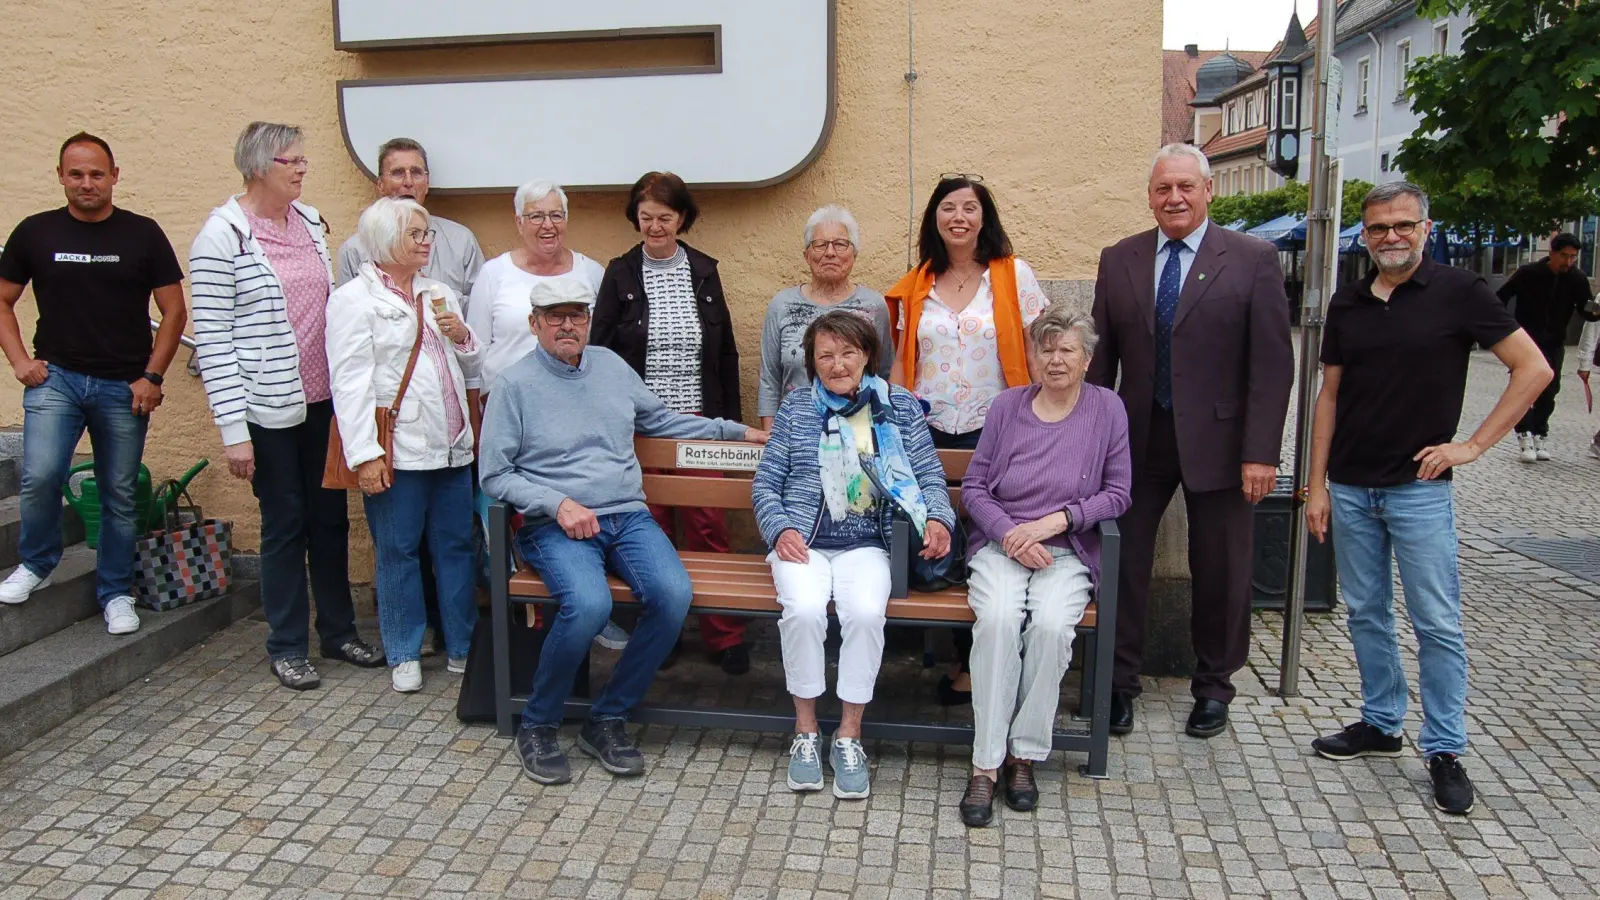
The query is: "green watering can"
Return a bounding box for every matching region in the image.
[63,458,209,548]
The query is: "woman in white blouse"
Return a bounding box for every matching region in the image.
[884,174,1049,704]
[464,179,605,409]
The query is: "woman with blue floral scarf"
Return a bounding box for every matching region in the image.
[752,310,955,800]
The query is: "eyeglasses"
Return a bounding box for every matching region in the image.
[539,309,590,325]
[385,166,428,180]
[1364,220,1423,239]
[939,172,984,183]
[807,239,854,254]
[520,211,568,225]
[272,156,309,169]
[405,228,438,245]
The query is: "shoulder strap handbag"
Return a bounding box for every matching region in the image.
[323,303,428,491]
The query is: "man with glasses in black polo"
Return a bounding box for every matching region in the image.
[1302,182,1552,816]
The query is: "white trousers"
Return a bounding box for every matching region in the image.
[966,542,1095,770]
[769,546,892,705]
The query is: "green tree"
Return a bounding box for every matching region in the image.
[1398,0,1600,235]
[1209,179,1372,231]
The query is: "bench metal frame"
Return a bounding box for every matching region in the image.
[488,501,1121,778]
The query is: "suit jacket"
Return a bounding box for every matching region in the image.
[1087,223,1293,493]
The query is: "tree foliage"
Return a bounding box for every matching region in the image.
[1398,0,1600,234]
[1210,179,1374,230]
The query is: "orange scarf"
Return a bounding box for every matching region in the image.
[884,256,1030,390]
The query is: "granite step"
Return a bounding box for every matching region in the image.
[0,544,100,658]
[0,580,262,758]
[0,496,86,572]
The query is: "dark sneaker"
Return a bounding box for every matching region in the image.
[324,639,386,668]
[516,725,571,785]
[959,774,996,827]
[578,718,647,777]
[1312,721,1405,761]
[271,657,321,691]
[1002,759,1039,812]
[716,643,751,675]
[1428,753,1474,815]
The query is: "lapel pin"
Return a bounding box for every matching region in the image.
[1198,273,1206,281]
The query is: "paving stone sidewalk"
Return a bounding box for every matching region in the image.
[2,351,1598,900]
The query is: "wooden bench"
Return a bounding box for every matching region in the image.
[488,437,1120,778]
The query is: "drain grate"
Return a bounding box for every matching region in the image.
[1487,534,1600,583]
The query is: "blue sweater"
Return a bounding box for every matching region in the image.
[480,345,746,523]
[752,383,955,549]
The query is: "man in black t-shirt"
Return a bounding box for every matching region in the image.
[1496,232,1597,460]
[0,132,187,636]
[1301,182,1552,817]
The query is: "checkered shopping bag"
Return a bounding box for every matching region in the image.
[133,481,232,611]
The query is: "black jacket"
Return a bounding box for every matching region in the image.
[591,242,743,422]
[1497,259,1597,348]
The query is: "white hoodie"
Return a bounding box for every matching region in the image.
[189,196,332,445]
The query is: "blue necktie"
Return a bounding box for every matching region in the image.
[1154,239,1185,410]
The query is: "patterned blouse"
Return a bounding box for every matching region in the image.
[376,269,473,446]
[640,245,705,414]
[915,257,1049,435]
[245,208,332,403]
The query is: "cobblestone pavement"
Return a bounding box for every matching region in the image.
[2,350,1599,900]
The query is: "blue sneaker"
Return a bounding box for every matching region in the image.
[828,737,870,799]
[787,733,824,792]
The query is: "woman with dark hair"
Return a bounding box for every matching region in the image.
[591,172,750,673]
[885,175,1050,705]
[752,310,954,800]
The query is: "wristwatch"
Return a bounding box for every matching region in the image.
[142,370,164,387]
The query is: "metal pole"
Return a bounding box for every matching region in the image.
[1278,0,1340,698]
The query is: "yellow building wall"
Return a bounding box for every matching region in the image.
[0,0,1160,576]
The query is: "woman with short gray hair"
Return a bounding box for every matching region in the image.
[326,197,482,694]
[191,121,384,692]
[955,302,1132,827]
[758,205,893,429]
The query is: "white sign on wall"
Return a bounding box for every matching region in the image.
[334,1,836,192]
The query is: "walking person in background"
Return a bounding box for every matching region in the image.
[1497,232,1596,462]
[327,197,482,694]
[884,175,1050,706]
[591,172,750,674]
[1304,182,1552,816]
[758,205,893,430]
[191,122,384,691]
[336,136,486,659]
[1088,143,1293,740]
[0,132,187,636]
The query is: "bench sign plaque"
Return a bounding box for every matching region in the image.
[675,442,763,471]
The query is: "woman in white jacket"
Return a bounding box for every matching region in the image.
[327,197,482,693]
[191,122,383,692]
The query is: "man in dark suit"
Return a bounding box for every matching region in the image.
[1088,143,1294,738]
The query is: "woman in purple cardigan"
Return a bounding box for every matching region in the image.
[956,304,1132,827]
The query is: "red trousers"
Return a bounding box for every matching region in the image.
[649,476,746,652]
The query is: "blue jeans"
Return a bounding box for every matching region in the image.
[363,466,479,665]
[1329,480,1468,757]
[517,509,692,729]
[19,365,148,606]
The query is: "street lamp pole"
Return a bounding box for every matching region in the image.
[1279,0,1341,698]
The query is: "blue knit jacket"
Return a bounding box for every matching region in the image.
[752,383,956,550]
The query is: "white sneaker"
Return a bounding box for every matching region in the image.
[446,657,467,674]
[1517,433,1537,463]
[103,596,140,635]
[1534,435,1552,461]
[1588,441,1600,460]
[0,566,52,605]
[391,660,423,692]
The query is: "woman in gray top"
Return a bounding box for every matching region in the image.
[758,205,894,429]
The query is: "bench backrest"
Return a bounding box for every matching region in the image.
[634,437,976,513]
